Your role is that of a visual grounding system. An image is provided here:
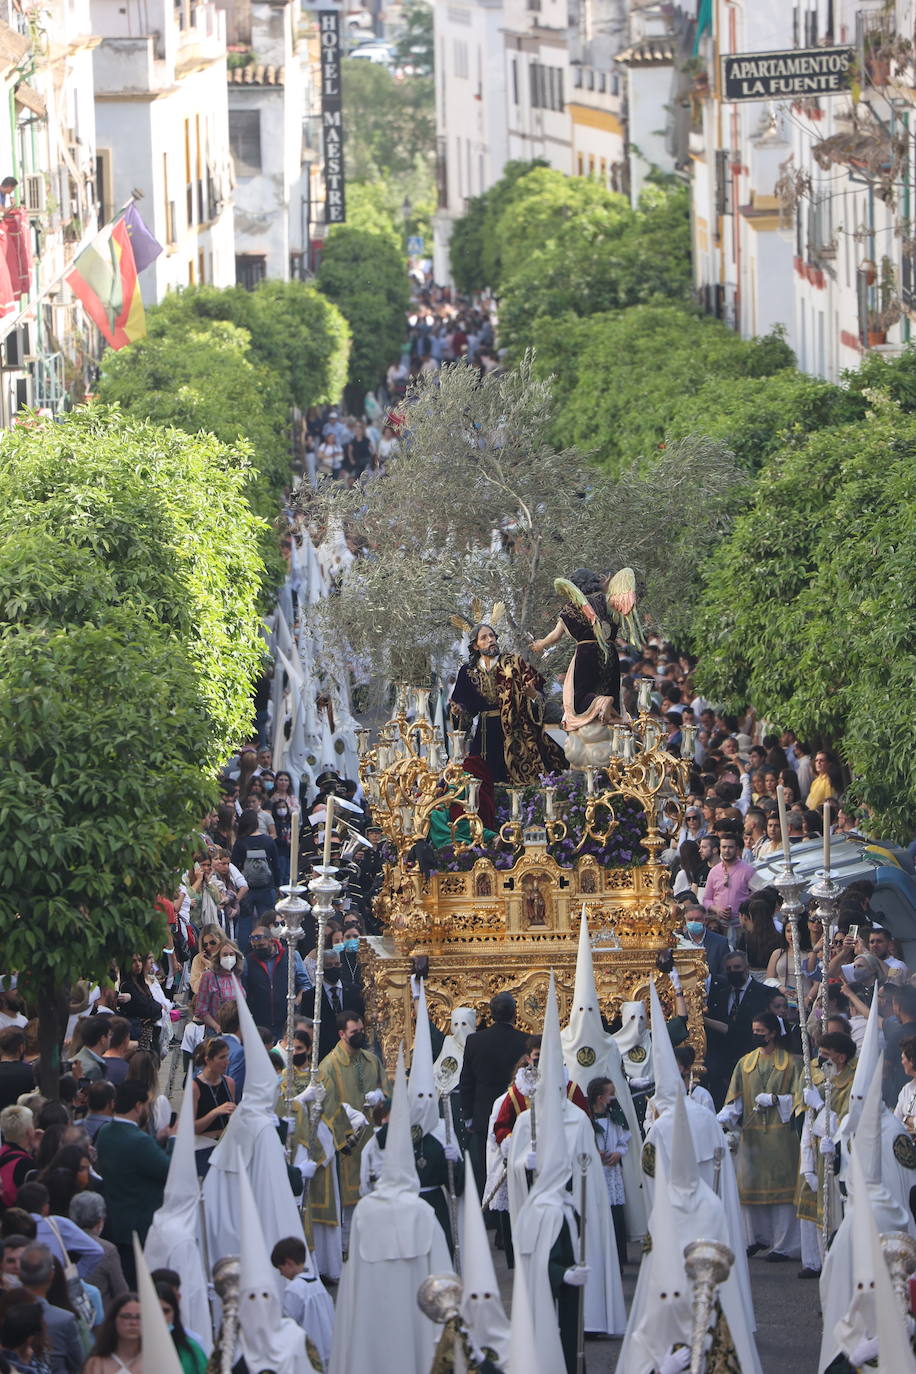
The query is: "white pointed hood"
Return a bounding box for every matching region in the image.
[853,1066,910,1233]
[377,1045,420,1199]
[629,1148,692,1365]
[459,1154,510,1366]
[613,999,649,1057]
[833,1139,916,1369]
[434,1006,476,1095]
[238,1167,317,1373]
[649,977,684,1115]
[515,972,575,1254]
[566,904,605,1043]
[354,1045,437,1263]
[144,1070,212,1353]
[409,981,440,1137]
[133,1237,184,1374]
[507,1246,545,1374]
[840,992,881,1138]
[209,974,277,1167]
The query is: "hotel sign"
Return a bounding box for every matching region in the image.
[319,9,346,224]
[722,47,854,102]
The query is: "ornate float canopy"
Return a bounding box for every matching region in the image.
[357,680,707,1066]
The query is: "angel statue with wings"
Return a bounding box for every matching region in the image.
[449,603,567,789]
[529,568,644,734]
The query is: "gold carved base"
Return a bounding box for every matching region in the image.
[363,842,708,1071]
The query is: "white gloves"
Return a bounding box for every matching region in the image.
[849,1336,879,1366]
[364,1089,385,1108]
[562,1265,589,1287]
[754,1093,776,1109]
[819,1136,835,1156]
[443,1140,460,1163]
[805,1172,818,1191]
[629,1076,653,1090]
[297,1159,318,1181]
[803,1087,824,1111]
[295,1082,323,1106]
[717,1103,741,1128]
[525,1150,537,1172]
[669,970,682,992]
[659,1349,691,1374]
[499,1135,512,1159]
[343,1104,369,1132]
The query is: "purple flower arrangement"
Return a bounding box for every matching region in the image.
[430,771,648,874]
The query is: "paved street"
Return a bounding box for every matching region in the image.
[492,1239,822,1373]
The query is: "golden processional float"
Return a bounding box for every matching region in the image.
[356,678,708,1067]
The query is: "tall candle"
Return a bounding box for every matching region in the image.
[776,783,790,855]
[289,808,299,887]
[823,801,831,873]
[323,795,335,869]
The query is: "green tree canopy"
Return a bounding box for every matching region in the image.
[317,225,409,393]
[0,410,266,1088]
[447,160,546,294]
[393,0,433,76]
[498,182,691,354]
[664,368,865,471]
[534,305,796,473]
[341,57,435,182]
[306,359,746,678]
[97,320,289,518]
[691,393,916,839]
[146,281,351,414]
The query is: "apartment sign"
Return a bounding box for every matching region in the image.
[319,9,346,224]
[722,46,854,102]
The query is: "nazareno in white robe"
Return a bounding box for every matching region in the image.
[507,1099,626,1335]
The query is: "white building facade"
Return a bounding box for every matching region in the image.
[690,0,915,378]
[92,0,236,300]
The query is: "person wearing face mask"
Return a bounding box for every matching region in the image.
[272,794,293,885]
[194,941,246,1036]
[793,1029,857,1279]
[300,951,364,1062]
[95,1081,171,1286]
[704,951,774,1107]
[338,922,363,993]
[317,1012,390,1261]
[716,1012,802,1262]
[682,902,729,982]
[243,924,310,1041]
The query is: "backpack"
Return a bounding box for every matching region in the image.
[243,846,273,889]
[0,1144,28,1207]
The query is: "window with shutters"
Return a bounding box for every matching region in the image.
[229,111,261,177]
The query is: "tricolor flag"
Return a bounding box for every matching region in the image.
[66,204,162,350]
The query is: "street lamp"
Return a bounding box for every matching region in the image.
[402,195,411,236]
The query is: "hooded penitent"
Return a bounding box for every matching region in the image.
[560,905,646,1238]
[819,1068,912,1372]
[643,978,755,1329]
[144,1068,212,1354]
[329,1046,451,1374]
[459,1155,510,1369]
[237,1165,320,1373]
[434,1006,476,1095]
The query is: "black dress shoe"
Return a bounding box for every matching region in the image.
[764,1250,792,1262]
[798,1267,820,1279]
[746,1243,765,1257]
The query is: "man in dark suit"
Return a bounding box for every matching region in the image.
[682,901,730,982]
[95,1080,170,1287]
[704,950,773,1107]
[300,950,364,1062]
[459,992,529,1196]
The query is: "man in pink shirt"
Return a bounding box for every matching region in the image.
[701,832,756,944]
